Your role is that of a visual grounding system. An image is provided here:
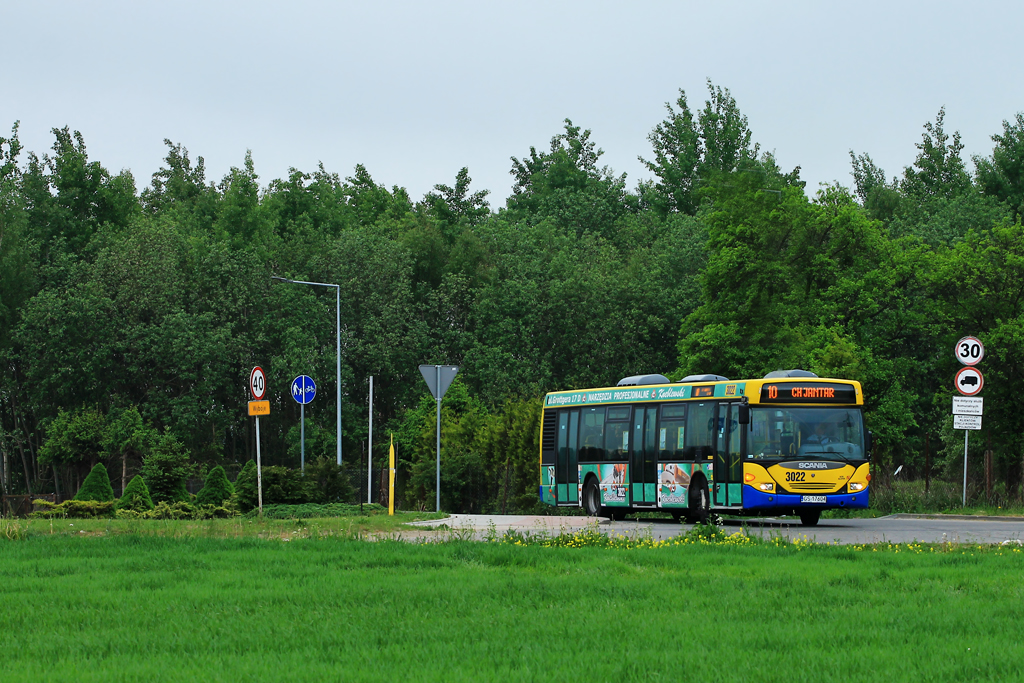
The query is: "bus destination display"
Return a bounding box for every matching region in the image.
[760,382,857,404]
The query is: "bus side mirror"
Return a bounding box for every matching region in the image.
[737,404,750,425]
[865,430,873,460]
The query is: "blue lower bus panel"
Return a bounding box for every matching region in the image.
[742,485,868,511]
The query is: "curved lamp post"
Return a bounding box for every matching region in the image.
[271,276,342,466]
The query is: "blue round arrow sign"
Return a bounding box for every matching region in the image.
[290,375,317,405]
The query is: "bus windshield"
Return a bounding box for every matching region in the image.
[749,407,865,460]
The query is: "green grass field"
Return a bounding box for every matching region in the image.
[2,525,1024,682]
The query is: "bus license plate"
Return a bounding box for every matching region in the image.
[801,495,826,504]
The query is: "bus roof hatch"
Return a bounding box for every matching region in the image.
[616,374,671,386]
[762,369,819,379]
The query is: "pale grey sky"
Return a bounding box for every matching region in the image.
[5,1,1022,205]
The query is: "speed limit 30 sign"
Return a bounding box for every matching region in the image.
[955,336,984,366]
[250,366,267,400]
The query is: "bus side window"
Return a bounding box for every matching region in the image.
[659,403,686,460]
[578,407,606,461]
[604,407,631,460]
[684,402,715,460]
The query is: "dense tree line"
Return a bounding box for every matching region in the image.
[2,81,1023,511]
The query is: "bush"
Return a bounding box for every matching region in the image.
[148,501,198,520]
[140,433,192,504]
[75,463,116,502]
[305,456,356,504]
[196,465,234,506]
[869,479,965,514]
[250,503,386,519]
[32,500,116,518]
[234,461,257,511]
[115,501,236,520]
[149,499,234,520]
[116,475,155,512]
[234,462,308,512]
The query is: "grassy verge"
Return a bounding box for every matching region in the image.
[2,526,1023,681]
[8,511,446,540]
[864,479,1024,517]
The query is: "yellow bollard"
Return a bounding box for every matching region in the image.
[388,434,396,516]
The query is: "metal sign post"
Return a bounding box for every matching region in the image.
[250,367,268,516]
[419,364,459,512]
[954,338,985,507]
[435,366,440,512]
[368,376,373,504]
[256,417,263,513]
[962,430,969,507]
[290,375,316,473]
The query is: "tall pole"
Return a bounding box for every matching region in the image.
[256,416,263,516]
[300,402,305,474]
[436,365,441,512]
[368,376,373,504]
[342,284,346,471]
[962,430,969,507]
[925,433,930,494]
[271,277,342,467]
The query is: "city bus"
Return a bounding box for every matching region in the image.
[539,370,871,526]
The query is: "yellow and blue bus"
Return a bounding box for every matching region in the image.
[539,370,871,526]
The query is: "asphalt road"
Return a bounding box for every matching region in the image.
[408,513,1024,545]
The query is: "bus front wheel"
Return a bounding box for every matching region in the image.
[799,510,821,526]
[582,478,602,517]
[686,479,711,525]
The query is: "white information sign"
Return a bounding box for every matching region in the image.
[955,336,985,366]
[953,414,982,430]
[952,396,983,415]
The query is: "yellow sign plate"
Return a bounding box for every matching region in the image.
[248,400,270,416]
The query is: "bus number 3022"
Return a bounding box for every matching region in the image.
[786,471,806,482]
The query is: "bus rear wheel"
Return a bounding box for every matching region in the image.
[582,479,602,517]
[686,479,711,525]
[799,510,821,526]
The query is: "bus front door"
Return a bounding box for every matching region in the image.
[556,409,580,505]
[630,406,658,505]
[714,403,743,507]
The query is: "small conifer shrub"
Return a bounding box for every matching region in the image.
[117,474,155,512]
[234,461,309,512]
[196,466,234,506]
[74,463,116,502]
[140,434,191,504]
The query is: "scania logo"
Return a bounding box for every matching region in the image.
[798,462,829,469]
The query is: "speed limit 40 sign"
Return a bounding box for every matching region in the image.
[250,366,267,400]
[955,336,984,366]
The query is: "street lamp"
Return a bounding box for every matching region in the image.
[270,276,343,466]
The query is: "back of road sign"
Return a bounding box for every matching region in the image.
[419,365,459,400]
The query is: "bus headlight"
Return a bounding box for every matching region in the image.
[758,483,774,492]
[849,482,865,492]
